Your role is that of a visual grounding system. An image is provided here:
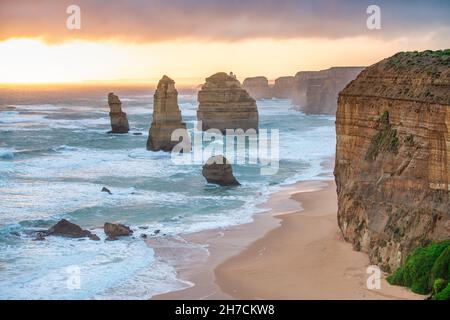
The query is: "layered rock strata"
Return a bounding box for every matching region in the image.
[147,75,189,152]
[334,50,450,271]
[108,93,129,133]
[197,72,258,133]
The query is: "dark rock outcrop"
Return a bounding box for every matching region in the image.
[104,222,133,241]
[242,76,273,100]
[107,93,129,133]
[292,67,364,114]
[334,50,450,272]
[197,72,258,133]
[202,155,240,186]
[147,75,189,152]
[101,187,112,195]
[47,219,100,241]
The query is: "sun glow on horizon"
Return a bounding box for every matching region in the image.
[0,36,443,85]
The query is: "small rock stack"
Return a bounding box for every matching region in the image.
[202,155,240,186]
[108,92,129,133]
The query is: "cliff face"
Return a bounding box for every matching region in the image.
[273,76,295,99]
[242,76,273,100]
[335,50,450,272]
[292,67,364,114]
[147,75,188,152]
[197,72,258,133]
[107,93,129,133]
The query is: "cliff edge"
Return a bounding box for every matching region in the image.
[334,50,450,272]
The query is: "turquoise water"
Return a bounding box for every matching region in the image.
[0,87,335,299]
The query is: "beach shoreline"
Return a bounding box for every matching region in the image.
[152,179,423,300]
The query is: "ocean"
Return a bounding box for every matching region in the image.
[0,86,336,299]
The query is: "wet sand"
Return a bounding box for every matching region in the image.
[153,180,422,300]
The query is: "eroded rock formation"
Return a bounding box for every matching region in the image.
[292,67,364,114]
[273,76,295,99]
[202,155,240,186]
[334,50,450,272]
[197,72,258,133]
[47,219,100,241]
[104,222,133,241]
[108,93,129,133]
[242,76,273,100]
[147,75,189,152]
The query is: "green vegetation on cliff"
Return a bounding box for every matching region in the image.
[387,240,450,300]
[365,111,399,161]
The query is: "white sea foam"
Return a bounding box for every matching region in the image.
[0,97,336,299]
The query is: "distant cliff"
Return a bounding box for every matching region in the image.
[242,76,273,100]
[334,50,450,272]
[273,76,295,99]
[292,67,364,114]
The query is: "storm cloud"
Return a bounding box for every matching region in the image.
[0,0,449,43]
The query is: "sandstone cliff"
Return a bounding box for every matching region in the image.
[242,76,273,100]
[197,72,258,133]
[108,93,129,133]
[292,67,364,114]
[334,50,450,272]
[273,76,295,99]
[147,75,188,152]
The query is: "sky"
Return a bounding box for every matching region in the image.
[0,0,449,85]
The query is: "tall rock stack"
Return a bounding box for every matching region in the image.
[107,93,129,134]
[242,76,273,100]
[147,75,188,152]
[334,50,450,272]
[197,72,258,133]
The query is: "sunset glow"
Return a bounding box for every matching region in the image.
[0,35,446,85]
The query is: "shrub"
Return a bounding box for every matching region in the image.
[387,240,450,296]
[434,283,450,300]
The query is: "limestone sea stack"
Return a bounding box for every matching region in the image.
[202,155,240,186]
[273,76,295,99]
[147,75,188,152]
[334,50,450,272]
[242,76,273,100]
[292,67,364,114]
[107,93,129,133]
[197,72,258,133]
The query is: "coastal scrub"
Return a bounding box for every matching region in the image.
[387,240,450,299]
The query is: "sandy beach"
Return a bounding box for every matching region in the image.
[153,180,423,300]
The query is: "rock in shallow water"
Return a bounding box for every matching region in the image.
[104,222,133,241]
[101,187,112,195]
[202,155,240,186]
[47,219,100,241]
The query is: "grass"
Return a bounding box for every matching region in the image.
[365,111,399,161]
[387,240,450,299]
